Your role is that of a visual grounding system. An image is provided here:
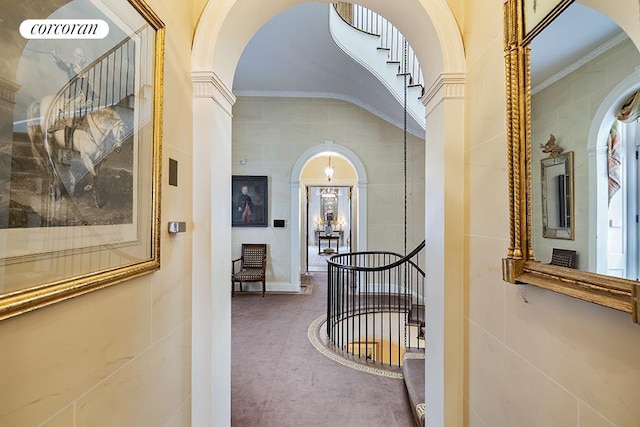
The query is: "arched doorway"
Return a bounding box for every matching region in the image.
[293,141,366,274]
[191,1,465,425]
[588,71,640,276]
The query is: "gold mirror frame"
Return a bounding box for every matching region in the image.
[540,148,574,240]
[502,0,639,323]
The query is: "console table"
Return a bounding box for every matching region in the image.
[314,230,343,246]
[317,233,342,254]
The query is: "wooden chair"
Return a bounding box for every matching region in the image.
[231,243,267,297]
[550,248,577,269]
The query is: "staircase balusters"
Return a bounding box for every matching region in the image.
[326,241,426,369]
[334,2,424,96]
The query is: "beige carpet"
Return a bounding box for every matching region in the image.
[307,244,349,272]
[231,272,414,426]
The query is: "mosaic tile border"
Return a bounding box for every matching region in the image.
[403,351,426,360]
[307,314,404,379]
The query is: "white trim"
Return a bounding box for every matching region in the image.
[192,71,236,115]
[587,67,640,274]
[191,74,234,427]
[290,141,369,281]
[191,1,466,425]
[235,280,299,293]
[422,72,465,116]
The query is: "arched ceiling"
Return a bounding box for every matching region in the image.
[192,0,465,139]
[232,3,425,136]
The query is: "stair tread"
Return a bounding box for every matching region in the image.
[402,356,426,427]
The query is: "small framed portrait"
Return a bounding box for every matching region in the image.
[232,175,268,227]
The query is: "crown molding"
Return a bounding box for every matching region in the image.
[532,31,628,95]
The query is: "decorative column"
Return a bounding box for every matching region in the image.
[191,70,235,427]
[422,72,465,427]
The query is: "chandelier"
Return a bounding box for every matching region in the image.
[324,154,335,181]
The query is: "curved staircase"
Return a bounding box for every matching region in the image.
[328,3,426,131]
[327,241,426,425]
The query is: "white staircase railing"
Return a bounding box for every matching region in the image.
[329,3,425,130]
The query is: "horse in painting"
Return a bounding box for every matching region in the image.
[27,95,127,210]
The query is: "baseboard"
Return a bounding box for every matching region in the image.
[238,281,301,294]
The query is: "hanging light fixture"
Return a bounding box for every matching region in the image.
[324,154,335,181]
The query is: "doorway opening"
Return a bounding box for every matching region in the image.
[306,186,352,271]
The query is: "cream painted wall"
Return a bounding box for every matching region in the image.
[465,0,640,426]
[231,96,425,287]
[0,0,195,425]
[5,0,635,426]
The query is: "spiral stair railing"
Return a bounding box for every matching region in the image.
[43,24,153,140]
[333,2,424,97]
[45,39,131,139]
[326,240,425,370]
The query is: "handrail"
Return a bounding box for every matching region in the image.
[327,240,425,273]
[332,2,424,95]
[45,24,151,132]
[326,241,426,369]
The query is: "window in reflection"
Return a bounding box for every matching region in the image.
[605,99,640,279]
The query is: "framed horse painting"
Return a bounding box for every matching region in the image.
[0,0,164,320]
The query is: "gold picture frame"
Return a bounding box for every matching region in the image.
[0,0,164,320]
[522,0,571,38]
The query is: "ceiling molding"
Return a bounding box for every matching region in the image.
[532,31,628,95]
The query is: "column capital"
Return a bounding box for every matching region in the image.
[422,73,465,116]
[192,71,236,115]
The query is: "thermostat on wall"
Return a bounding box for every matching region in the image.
[168,221,186,233]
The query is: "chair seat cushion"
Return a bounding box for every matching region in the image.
[233,269,264,281]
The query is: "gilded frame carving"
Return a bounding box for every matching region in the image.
[502,0,639,323]
[0,0,164,320]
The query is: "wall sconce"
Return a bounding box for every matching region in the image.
[324,154,335,181]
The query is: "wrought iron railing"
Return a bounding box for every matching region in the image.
[326,241,425,369]
[333,2,424,95]
[44,24,153,134]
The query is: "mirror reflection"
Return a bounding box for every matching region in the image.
[307,186,352,272]
[540,141,574,239]
[529,2,640,278]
